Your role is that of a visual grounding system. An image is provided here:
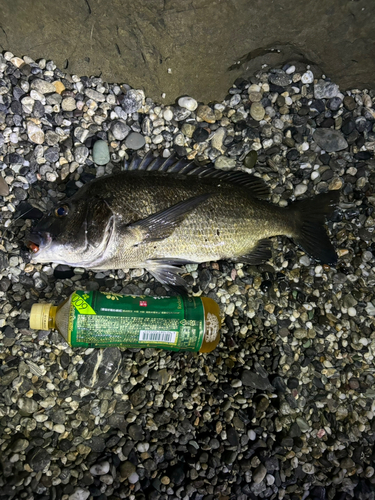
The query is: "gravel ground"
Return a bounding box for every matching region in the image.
[1,52,375,500]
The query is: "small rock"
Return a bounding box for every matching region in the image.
[27,122,44,144]
[268,71,291,87]
[250,102,265,121]
[119,460,136,479]
[121,89,144,113]
[301,70,314,84]
[314,80,339,99]
[294,183,307,196]
[111,120,130,140]
[178,96,198,111]
[93,140,110,165]
[313,128,348,152]
[90,461,110,476]
[128,471,139,484]
[85,88,106,102]
[244,150,257,169]
[215,155,236,170]
[253,464,267,484]
[124,132,146,150]
[74,145,89,164]
[30,79,56,94]
[28,447,51,472]
[0,177,9,196]
[68,488,90,500]
[62,97,76,111]
[196,105,216,123]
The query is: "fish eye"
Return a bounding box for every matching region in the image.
[55,205,69,217]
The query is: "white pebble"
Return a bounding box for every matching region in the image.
[311,171,320,180]
[301,70,314,84]
[90,461,110,476]
[348,307,356,317]
[178,96,198,111]
[128,472,139,484]
[163,109,173,121]
[294,183,307,196]
[248,430,256,440]
[68,488,90,500]
[53,424,65,434]
[285,65,295,74]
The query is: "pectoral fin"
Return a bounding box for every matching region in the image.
[146,260,188,291]
[127,193,211,245]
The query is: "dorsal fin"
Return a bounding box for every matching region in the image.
[124,151,270,200]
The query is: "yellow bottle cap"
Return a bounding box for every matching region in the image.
[29,303,52,330]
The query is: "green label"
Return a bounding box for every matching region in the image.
[68,291,204,351]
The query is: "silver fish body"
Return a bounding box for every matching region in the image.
[29,153,339,287]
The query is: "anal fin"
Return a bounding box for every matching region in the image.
[234,239,273,265]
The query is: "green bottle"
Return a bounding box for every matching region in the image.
[29,290,221,353]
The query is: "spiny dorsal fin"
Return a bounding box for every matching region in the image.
[124,151,270,200]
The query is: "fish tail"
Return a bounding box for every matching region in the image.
[289,190,340,265]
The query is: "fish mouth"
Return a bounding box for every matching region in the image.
[26,232,52,254]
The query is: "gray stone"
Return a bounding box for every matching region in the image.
[17,397,39,415]
[85,88,106,102]
[62,97,77,111]
[313,128,348,152]
[124,132,145,150]
[314,80,340,99]
[93,140,110,165]
[253,464,267,484]
[268,71,291,87]
[30,79,56,94]
[28,447,51,471]
[0,176,9,196]
[74,145,89,164]
[215,156,236,170]
[111,120,130,140]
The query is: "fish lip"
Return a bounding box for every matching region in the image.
[27,231,52,253]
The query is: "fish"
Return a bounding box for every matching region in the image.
[27,152,340,288]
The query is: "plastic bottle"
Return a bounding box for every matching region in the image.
[29,290,221,353]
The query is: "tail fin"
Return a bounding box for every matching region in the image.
[289,190,340,265]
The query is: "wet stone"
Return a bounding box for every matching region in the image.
[27,447,51,472]
[87,436,106,453]
[119,460,136,479]
[313,128,348,152]
[79,348,122,389]
[124,132,145,150]
[0,176,9,196]
[111,120,130,140]
[93,140,110,165]
[128,424,144,440]
[314,80,339,99]
[268,71,291,87]
[130,387,147,407]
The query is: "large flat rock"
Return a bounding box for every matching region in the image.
[0,0,374,102]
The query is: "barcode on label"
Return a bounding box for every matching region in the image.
[139,330,177,343]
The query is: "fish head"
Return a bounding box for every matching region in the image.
[27,195,115,268]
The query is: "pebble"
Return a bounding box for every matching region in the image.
[250,102,265,121]
[68,488,90,500]
[196,104,216,123]
[0,176,9,196]
[62,97,77,111]
[314,80,339,99]
[214,155,236,170]
[301,70,314,84]
[313,128,348,152]
[178,96,198,111]
[93,140,110,165]
[124,132,146,150]
[111,120,130,140]
[90,461,110,476]
[27,121,45,144]
[30,78,56,94]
